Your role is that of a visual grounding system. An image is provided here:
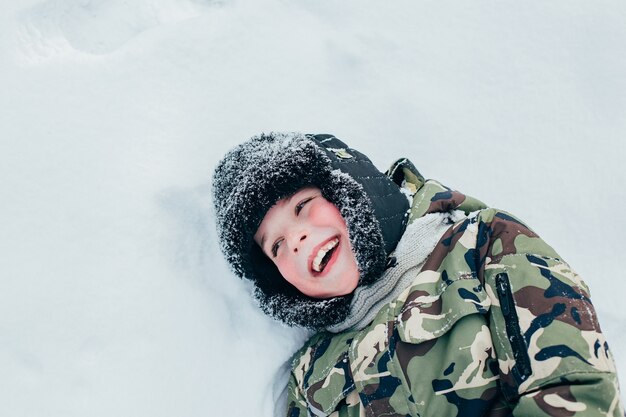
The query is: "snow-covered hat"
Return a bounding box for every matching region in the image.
[212,132,409,329]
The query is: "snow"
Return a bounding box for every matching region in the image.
[1,0,625,415]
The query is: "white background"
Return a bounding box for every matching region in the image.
[1,0,625,415]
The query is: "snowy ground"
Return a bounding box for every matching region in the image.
[1,0,625,415]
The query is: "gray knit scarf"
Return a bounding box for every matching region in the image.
[326,210,465,333]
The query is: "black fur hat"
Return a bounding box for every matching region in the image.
[212,132,409,329]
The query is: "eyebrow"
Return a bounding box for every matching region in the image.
[283,193,296,205]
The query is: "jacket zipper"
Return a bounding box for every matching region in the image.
[495,272,532,382]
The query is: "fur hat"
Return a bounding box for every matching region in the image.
[212,132,409,329]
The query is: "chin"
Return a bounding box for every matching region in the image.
[330,284,358,298]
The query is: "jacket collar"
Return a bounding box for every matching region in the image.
[386,158,487,221]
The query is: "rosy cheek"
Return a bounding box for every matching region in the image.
[276,259,299,285]
[306,201,323,220]
[309,200,345,226]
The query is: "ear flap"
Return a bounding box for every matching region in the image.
[249,243,296,296]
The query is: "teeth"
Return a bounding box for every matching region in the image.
[312,238,339,272]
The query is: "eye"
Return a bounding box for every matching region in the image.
[295,196,316,215]
[271,238,283,257]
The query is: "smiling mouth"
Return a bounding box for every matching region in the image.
[311,237,340,273]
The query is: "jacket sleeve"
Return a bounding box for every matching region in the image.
[477,209,624,416]
[285,371,310,417]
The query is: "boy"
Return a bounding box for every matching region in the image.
[212,132,623,416]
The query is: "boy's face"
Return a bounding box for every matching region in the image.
[254,186,360,299]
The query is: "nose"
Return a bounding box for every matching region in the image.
[287,230,307,253]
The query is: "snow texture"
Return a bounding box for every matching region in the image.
[1,0,625,416]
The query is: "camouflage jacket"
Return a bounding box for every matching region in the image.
[286,159,623,417]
